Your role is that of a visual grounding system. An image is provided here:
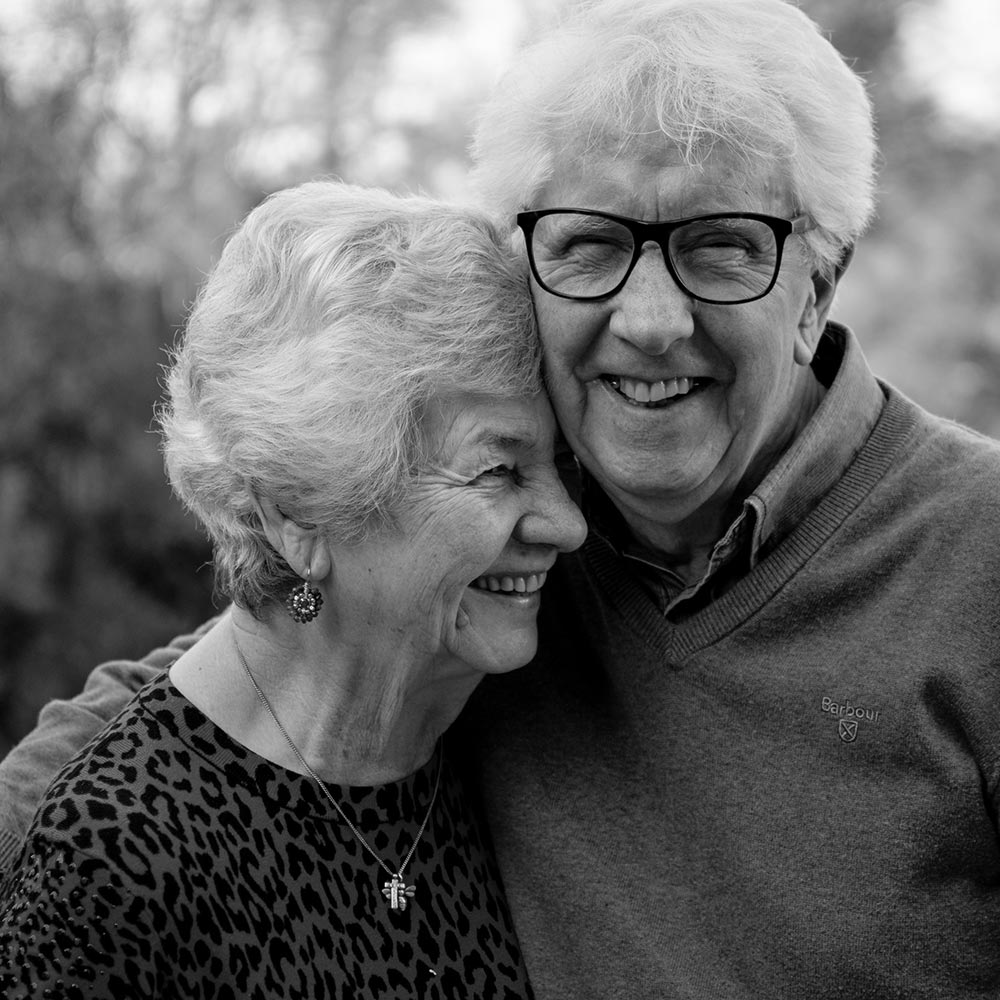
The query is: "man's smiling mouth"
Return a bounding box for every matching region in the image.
[603,375,711,407]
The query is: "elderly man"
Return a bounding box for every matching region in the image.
[3,0,999,997]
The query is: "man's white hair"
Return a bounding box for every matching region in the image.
[471,0,877,274]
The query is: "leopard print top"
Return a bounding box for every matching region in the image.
[0,672,533,999]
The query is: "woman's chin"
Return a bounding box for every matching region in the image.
[452,587,542,674]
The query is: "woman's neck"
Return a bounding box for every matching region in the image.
[169,607,478,785]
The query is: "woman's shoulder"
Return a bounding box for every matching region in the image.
[22,675,205,865]
[0,673,227,997]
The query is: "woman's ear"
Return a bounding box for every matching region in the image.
[251,494,330,580]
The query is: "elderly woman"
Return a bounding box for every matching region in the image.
[0,181,585,997]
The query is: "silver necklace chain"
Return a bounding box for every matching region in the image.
[233,632,442,909]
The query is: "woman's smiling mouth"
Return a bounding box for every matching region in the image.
[471,571,548,594]
[603,375,712,407]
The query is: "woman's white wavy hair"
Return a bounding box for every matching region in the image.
[160,181,540,615]
[471,0,877,274]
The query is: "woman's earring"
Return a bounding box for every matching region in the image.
[286,568,323,623]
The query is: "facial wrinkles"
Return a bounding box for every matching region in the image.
[360,532,476,678]
[416,402,558,589]
[583,144,777,216]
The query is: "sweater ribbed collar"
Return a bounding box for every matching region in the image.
[747,322,886,564]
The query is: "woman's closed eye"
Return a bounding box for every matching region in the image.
[473,464,524,486]
[476,464,518,482]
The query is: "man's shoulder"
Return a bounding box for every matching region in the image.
[862,389,1000,580]
[888,387,1000,487]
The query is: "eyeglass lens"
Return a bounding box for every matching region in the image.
[528,213,782,303]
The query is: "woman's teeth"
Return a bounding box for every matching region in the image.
[472,572,547,594]
[607,375,698,404]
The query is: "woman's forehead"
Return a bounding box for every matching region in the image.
[419,393,555,460]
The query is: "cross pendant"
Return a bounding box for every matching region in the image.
[382,875,415,911]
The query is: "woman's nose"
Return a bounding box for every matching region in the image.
[608,243,695,355]
[518,475,588,553]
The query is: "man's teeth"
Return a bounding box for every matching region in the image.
[611,375,695,403]
[472,571,547,594]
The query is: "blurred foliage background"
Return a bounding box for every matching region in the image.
[1,0,998,754]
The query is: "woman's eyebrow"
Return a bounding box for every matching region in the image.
[469,430,534,452]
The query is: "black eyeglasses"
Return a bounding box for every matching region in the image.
[516,209,814,305]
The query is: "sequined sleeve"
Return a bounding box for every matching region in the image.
[0,839,160,999]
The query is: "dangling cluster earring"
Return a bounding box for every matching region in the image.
[286,568,323,623]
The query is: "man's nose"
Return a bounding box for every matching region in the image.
[607,242,695,355]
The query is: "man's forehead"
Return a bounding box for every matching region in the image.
[534,134,790,214]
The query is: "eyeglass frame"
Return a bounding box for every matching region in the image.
[515,208,815,305]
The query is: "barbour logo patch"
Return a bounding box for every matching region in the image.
[822,696,880,743]
[838,719,858,743]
